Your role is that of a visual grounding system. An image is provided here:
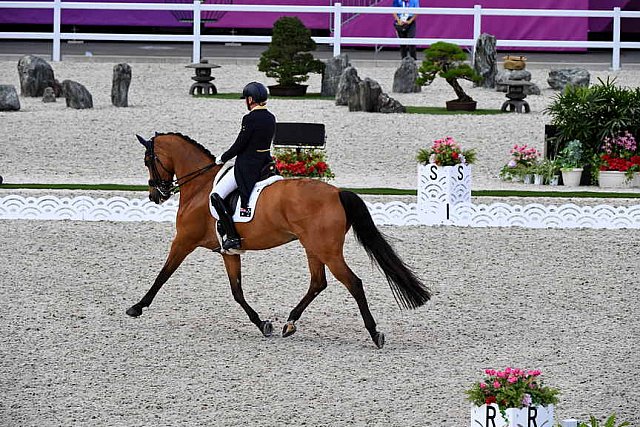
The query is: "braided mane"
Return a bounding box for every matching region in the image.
[152,132,216,161]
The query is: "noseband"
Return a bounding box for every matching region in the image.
[144,140,217,199]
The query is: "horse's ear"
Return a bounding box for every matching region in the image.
[136,134,151,149]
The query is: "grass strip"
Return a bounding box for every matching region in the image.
[405,106,504,115]
[2,183,640,199]
[200,93,334,101]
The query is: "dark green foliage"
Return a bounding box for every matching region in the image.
[545,77,640,176]
[416,41,481,102]
[258,17,325,87]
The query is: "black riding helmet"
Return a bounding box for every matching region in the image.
[241,81,268,104]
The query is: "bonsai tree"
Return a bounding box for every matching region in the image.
[258,17,325,88]
[416,41,481,104]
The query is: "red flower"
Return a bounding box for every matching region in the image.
[485,396,497,405]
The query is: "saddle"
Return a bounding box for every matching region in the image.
[222,162,277,212]
[209,161,282,223]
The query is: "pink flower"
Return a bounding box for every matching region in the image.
[493,381,501,389]
[522,393,532,406]
[480,383,487,389]
[508,376,518,384]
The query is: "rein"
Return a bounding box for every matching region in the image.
[145,141,217,198]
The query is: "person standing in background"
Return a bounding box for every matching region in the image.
[393,0,419,60]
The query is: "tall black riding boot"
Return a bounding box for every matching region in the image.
[210,194,241,250]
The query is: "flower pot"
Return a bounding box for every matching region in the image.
[549,175,559,186]
[471,404,554,427]
[445,100,477,111]
[523,174,534,184]
[534,174,544,185]
[599,170,630,188]
[561,168,583,187]
[268,84,308,97]
[633,172,640,188]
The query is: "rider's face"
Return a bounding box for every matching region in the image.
[245,97,253,111]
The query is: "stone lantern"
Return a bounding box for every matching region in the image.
[185,59,220,95]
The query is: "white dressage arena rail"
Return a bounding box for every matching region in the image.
[2,166,640,228]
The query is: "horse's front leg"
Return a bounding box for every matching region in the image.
[222,254,272,337]
[126,237,195,317]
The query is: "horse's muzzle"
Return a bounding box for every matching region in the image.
[149,189,168,204]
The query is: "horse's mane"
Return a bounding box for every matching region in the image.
[152,132,216,161]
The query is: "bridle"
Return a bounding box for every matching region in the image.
[144,139,217,199]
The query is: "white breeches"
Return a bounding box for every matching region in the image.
[213,168,238,199]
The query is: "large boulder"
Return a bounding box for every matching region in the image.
[0,85,20,111]
[62,80,93,109]
[321,54,350,97]
[357,78,383,112]
[548,68,590,91]
[111,63,132,107]
[392,56,421,93]
[17,55,56,97]
[473,33,498,89]
[336,66,361,107]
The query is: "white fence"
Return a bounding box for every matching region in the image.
[1,1,640,69]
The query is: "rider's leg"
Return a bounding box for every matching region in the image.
[211,172,241,250]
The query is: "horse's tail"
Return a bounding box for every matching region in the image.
[338,190,431,310]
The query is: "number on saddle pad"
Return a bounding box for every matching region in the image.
[272,122,326,150]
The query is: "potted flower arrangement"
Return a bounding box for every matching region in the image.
[416,136,477,166]
[257,16,325,97]
[598,131,639,188]
[273,148,334,180]
[467,367,559,427]
[416,41,482,111]
[557,139,585,187]
[499,144,541,183]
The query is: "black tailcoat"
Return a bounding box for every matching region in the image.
[221,107,276,206]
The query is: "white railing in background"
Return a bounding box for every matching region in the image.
[1,1,640,69]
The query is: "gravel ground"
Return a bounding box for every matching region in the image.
[1,220,638,426]
[2,58,640,192]
[2,57,640,426]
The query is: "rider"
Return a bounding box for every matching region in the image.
[210,81,276,251]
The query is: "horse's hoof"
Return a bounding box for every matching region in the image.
[373,332,385,349]
[126,305,142,317]
[282,321,297,338]
[260,320,273,337]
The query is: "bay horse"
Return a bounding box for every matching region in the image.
[127,132,430,348]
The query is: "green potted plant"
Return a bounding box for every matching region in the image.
[257,16,325,97]
[416,41,481,111]
[578,414,630,427]
[545,77,640,182]
[556,139,584,187]
[467,367,559,427]
[536,158,560,185]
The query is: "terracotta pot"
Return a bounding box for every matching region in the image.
[267,84,308,97]
[445,100,477,111]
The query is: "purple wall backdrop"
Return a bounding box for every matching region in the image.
[1,0,636,40]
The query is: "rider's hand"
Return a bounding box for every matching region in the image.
[215,156,224,165]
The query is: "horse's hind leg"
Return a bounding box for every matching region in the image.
[222,254,272,337]
[326,256,385,349]
[126,238,194,317]
[282,252,328,338]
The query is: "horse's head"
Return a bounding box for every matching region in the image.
[136,134,175,204]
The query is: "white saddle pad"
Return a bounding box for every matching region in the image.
[209,168,283,223]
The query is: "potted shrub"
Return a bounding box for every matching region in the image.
[536,158,560,185]
[258,16,325,97]
[557,139,584,187]
[416,135,477,166]
[499,144,541,183]
[467,367,559,427]
[416,41,481,111]
[273,148,334,180]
